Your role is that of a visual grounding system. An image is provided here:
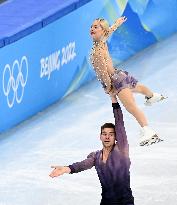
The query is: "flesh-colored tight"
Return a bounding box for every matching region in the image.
[117,83,153,127]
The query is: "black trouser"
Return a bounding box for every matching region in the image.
[100,197,134,205]
[100,202,134,205]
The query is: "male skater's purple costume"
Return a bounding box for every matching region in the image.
[69,103,134,205]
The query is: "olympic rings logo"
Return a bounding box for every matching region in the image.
[2,56,28,108]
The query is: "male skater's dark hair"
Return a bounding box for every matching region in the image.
[101,123,115,134]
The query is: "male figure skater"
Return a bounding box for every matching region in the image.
[49,96,134,205]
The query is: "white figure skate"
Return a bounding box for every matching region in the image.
[140,126,163,146]
[144,93,167,106]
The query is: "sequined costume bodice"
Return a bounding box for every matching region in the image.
[90,20,121,93]
[90,41,115,93]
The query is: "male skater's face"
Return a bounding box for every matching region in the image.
[100,128,115,148]
[90,20,104,41]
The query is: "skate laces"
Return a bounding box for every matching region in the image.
[145,96,151,100]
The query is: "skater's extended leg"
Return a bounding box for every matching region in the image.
[117,88,148,127]
[132,83,153,97]
[117,88,162,146]
[132,83,167,106]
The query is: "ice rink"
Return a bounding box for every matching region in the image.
[0,33,177,205]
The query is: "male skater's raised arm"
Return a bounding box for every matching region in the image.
[111,96,129,156]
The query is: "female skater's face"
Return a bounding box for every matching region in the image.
[90,20,104,41]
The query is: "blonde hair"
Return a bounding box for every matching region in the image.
[95,18,109,36]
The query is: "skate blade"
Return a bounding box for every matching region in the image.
[140,135,163,146]
[146,138,163,146]
[144,101,151,106]
[140,139,149,146]
[160,96,168,101]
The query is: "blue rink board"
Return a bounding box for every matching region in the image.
[0,0,92,47]
[0,0,103,132]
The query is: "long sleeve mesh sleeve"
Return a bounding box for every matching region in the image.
[68,152,96,174]
[109,20,121,35]
[112,103,129,156]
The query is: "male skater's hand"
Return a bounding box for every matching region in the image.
[110,95,118,104]
[49,166,71,178]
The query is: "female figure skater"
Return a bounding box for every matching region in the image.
[90,16,166,146]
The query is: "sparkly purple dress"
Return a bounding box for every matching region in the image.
[69,103,134,205]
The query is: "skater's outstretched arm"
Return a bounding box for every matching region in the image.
[68,152,96,174]
[111,96,129,156]
[49,152,96,177]
[107,16,127,38]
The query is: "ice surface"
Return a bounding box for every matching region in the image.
[0,33,177,205]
